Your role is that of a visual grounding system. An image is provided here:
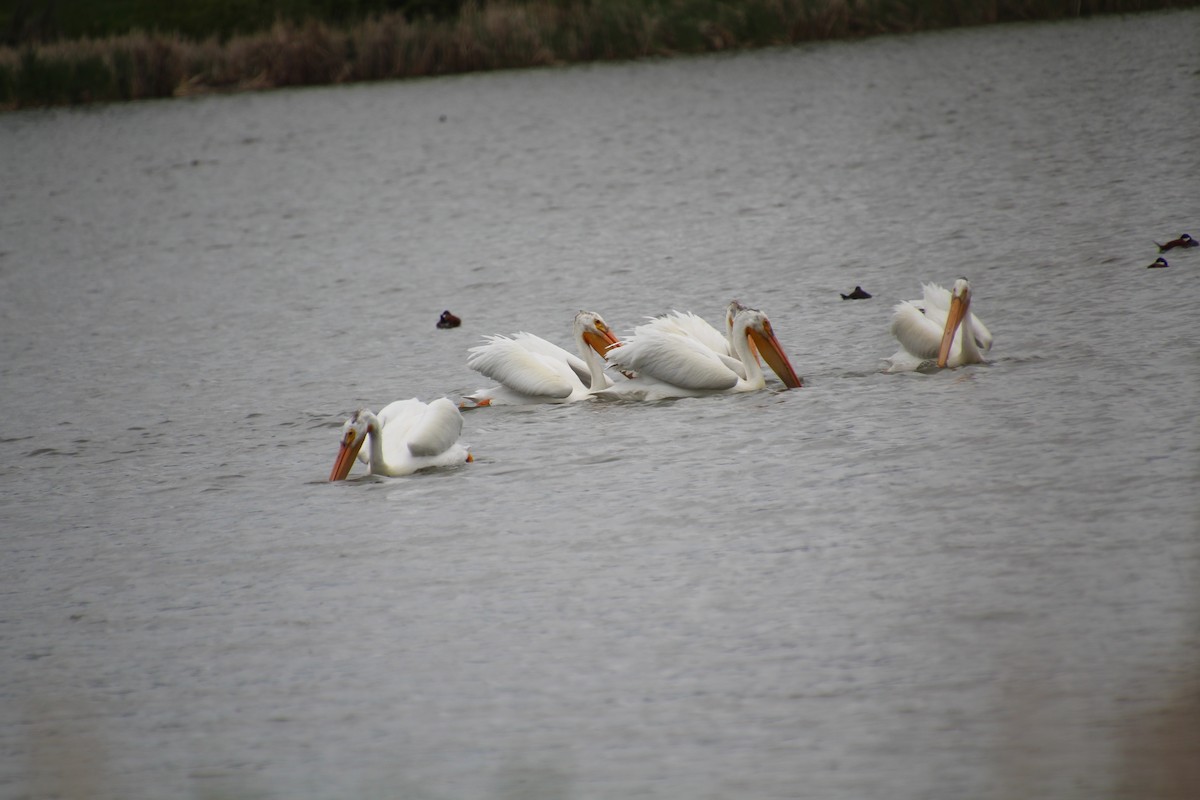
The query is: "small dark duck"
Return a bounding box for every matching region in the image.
[1155,233,1197,252]
[436,310,462,329]
[1146,257,1169,269]
[840,286,872,300]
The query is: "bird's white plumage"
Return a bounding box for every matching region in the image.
[504,331,598,386]
[632,309,748,378]
[604,329,739,391]
[464,312,620,406]
[889,302,945,361]
[639,311,732,355]
[466,336,577,399]
[386,397,466,458]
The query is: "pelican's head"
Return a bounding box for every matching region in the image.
[329,409,374,481]
[937,278,973,368]
[732,307,803,389]
[575,310,621,355]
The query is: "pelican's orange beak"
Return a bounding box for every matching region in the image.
[937,287,971,368]
[329,430,366,481]
[585,322,633,379]
[748,321,803,389]
[583,324,622,355]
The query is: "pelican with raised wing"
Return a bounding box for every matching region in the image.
[887,278,991,371]
[329,397,472,481]
[601,304,802,401]
[462,311,622,406]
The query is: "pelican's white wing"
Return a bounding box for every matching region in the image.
[889,301,944,361]
[633,311,747,379]
[968,314,993,351]
[374,399,429,465]
[375,398,470,464]
[636,311,732,355]
[467,336,575,399]
[606,331,739,391]
[405,398,465,457]
[917,282,951,314]
[508,331,608,388]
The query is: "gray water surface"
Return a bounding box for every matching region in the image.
[2,10,1199,800]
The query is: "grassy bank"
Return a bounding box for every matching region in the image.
[0,0,1192,110]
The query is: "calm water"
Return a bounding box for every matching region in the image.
[2,10,1199,800]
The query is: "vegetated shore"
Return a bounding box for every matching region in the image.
[0,0,1193,111]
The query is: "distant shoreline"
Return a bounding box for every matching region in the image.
[1,0,1194,111]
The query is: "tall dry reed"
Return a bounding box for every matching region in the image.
[0,0,1192,110]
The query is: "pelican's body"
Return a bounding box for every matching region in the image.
[462,311,621,406]
[887,279,990,372]
[329,397,471,480]
[630,303,749,379]
[601,305,802,401]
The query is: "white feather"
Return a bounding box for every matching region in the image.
[605,330,739,391]
[889,301,944,361]
[633,310,748,380]
[464,312,618,405]
[466,336,576,399]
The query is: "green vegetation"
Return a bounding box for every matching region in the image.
[0,0,1193,110]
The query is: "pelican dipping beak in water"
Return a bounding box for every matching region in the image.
[329,397,472,481]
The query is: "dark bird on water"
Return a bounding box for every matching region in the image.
[1147,257,1169,269]
[1155,233,1196,252]
[437,310,462,329]
[840,286,872,300]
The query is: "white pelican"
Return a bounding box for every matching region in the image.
[329,397,472,481]
[462,311,622,406]
[887,278,992,371]
[600,305,803,400]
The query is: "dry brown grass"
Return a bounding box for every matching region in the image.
[0,0,1193,109]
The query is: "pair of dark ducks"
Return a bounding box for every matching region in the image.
[1147,232,1196,268]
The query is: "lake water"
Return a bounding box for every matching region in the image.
[2,9,1198,800]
